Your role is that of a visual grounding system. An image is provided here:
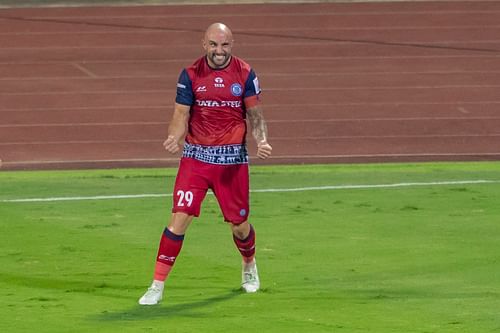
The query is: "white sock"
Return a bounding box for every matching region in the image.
[152,280,164,289]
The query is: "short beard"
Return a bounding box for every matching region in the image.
[210,54,230,68]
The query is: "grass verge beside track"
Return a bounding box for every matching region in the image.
[1,162,500,332]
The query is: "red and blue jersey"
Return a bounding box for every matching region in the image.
[175,55,261,165]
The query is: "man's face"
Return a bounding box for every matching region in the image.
[203,30,233,69]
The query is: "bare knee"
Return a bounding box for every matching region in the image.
[168,212,194,235]
[231,221,251,240]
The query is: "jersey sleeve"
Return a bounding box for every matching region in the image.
[243,69,261,108]
[243,69,261,98]
[175,69,194,106]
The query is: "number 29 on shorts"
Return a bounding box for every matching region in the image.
[176,190,194,207]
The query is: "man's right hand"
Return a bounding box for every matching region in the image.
[163,135,180,154]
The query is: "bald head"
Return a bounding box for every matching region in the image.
[203,22,234,69]
[204,23,233,41]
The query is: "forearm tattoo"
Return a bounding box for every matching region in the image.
[247,107,268,143]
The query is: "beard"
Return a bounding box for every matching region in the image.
[209,53,230,68]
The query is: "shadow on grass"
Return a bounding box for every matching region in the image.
[0,272,140,300]
[91,289,243,321]
[1,271,244,319]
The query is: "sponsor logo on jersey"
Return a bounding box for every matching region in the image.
[196,85,207,92]
[231,83,243,96]
[214,77,225,88]
[196,99,242,107]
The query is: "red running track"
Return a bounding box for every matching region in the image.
[1,1,500,170]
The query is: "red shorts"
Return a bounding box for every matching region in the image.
[172,157,249,224]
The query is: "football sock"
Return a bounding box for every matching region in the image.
[233,224,256,263]
[153,228,184,281]
[153,262,172,282]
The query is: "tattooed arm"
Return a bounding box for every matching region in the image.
[247,105,272,159]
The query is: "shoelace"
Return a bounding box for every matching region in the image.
[243,272,257,283]
[146,286,162,295]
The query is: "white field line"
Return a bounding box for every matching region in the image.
[1,180,497,203]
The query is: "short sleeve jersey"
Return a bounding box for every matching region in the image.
[176,56,261,148]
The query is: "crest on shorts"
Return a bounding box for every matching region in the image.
[231,83,243,96]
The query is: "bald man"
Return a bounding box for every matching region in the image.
[139,23,272,305]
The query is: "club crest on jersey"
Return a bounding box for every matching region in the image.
[214,77,225,88]
[231,83,243,96]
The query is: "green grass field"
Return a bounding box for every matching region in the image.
[1,162,500,332]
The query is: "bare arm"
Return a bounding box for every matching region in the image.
[247,105,272,159]
[163,103,191,154]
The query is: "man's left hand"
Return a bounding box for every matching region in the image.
[257,141,272,159]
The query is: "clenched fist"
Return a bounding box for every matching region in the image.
[163,135,181,154]
[257,140,272,159]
